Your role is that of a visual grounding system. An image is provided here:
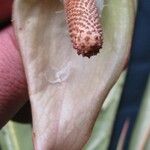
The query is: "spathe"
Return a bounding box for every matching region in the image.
[13,0,137,149]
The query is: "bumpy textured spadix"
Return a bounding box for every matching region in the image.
[64,0,103,57]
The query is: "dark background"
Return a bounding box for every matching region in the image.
[109,0,150,149]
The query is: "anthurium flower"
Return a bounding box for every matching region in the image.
[13,0,137,149]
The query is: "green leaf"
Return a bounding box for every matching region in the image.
[0,122,33,150]
[84,72,126,150]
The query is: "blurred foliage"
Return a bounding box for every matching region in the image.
[0,122,33,150]
[0,73,150,150]
[129,77,150,150]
